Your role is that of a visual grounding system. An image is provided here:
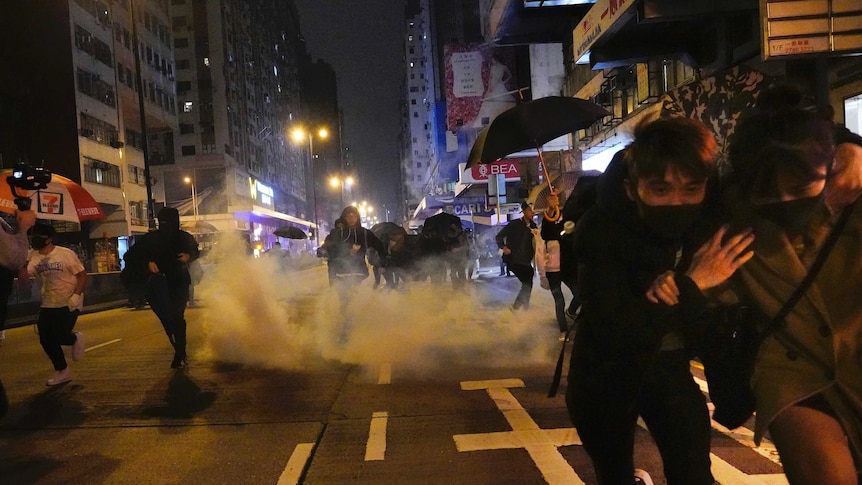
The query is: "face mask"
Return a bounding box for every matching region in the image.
[755,195,822,233]
[30,236,49,249]
[637,203,702,240]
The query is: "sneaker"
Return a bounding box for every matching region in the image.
[46,368,72,386]
[0,330,5,344]
[558,332,570,342]
[565,307,580,320]
[633,469,654,485]
[170,356,188,369]
[71,332,85,361]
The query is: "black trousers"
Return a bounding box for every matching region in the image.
[0,267,15,330]
[546,271,578,332]
[509,264,534,309]
[567,349,715,485]
[147,275,189,359]
[37,307,80,371]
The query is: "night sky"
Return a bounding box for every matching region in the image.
[294,0,408,221]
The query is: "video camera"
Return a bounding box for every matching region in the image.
[6,161,52,210]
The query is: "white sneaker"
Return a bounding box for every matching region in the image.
[634,469,654,485]
[71,332,85,361]
[0,330,5,344]
[46,368,72,386]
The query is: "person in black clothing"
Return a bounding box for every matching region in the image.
[566,116,754,485]
[323,206,386,328]
[138,207,200,368]
[495,201,538,310]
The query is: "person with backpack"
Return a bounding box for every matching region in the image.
[566,117,753,485]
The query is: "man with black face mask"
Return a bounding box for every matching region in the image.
[135,207,199,368]
[566,117,754,485]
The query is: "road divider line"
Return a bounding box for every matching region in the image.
[454,379,585,485]
[365,411,388,461]
[378,363,391,384]
[277,442,315,485]
[86,338,122,352]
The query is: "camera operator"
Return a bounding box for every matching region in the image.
[0,208,37,418]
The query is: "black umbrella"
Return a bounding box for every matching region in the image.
[274,225,308,240]
[371,222,407,244]
[180,220,219,234]
[466,96,610,190]
[422,212,463,239]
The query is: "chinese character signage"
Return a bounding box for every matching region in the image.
[444,45,518,131]
[762,0,862,59]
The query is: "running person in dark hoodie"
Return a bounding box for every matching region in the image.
[138,207,199,368]
[566,117,754,485]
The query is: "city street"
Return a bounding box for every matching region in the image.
[0,263,787,485]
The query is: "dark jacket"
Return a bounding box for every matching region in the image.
[567,152,711,397]
[539,216,577,277]
[324,223,385,278]
[495,216,537,267]
[136,227,200,296]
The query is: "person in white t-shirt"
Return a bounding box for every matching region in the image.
[27,224,88,386]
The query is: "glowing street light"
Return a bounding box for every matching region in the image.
[291,125,328,247]
[183,175,198,221]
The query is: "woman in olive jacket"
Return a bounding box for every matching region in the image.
[722,93,862,483]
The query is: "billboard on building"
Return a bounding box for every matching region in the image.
[444,44,518,130]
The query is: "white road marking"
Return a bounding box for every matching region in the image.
[85,338,122,352]
[378,363,391,385]
[710,453,788,485]
[277,442,315,485]
[365,411,389,461]
[454,379,585,485]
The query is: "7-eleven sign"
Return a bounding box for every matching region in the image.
[38,191,64,215]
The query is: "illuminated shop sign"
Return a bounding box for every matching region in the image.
[254,180,274,206]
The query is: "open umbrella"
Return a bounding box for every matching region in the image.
[0,170,105,222]
[529,170,602,211]
[371,222,407,244]
[274,225,308,240]
[180,220,218,234]
[465,96,610,189]
[422,212,463,239]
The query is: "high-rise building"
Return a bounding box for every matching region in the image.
[154,0,308,251]
[0,0,179,272]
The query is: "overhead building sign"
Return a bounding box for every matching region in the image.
[762,0,862,59]
[572,0,637,64]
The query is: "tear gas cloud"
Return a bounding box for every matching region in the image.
[195,234,562,377]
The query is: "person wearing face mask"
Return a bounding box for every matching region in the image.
[565,116,754,485]
[136,207,199,369]
[26,223,88,386]
[496,201,539,310]
[716,87,862,484]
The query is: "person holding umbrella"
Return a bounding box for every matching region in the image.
[495,202,538,310]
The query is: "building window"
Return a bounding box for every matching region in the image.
[179,123,194,134]
[172,16,187,30]
[174,37,189,48]
[127,164,146,185]
[183,101,193,112]
[181,145,196,156]
[125,129,143,149]
[177,59,190,69]
[79,113,119,146]
[76,68,115,107]
[74,24,112,67]
[203,57,210,66]
[177,81,191,93]
[83,157,121,187]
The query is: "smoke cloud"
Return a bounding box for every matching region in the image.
[195,234,563,377]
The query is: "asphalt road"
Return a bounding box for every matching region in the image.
[0,263,787,484]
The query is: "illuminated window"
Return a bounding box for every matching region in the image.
[183,101,193,112]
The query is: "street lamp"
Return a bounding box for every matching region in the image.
[329,175,354,207]
[291,126,328,247]
[183,175,198,221]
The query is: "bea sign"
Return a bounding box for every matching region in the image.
[470,161,519,181]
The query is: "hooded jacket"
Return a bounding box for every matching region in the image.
[137,207,200,295]
[324,207,385,278]
[567,151,711,396]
